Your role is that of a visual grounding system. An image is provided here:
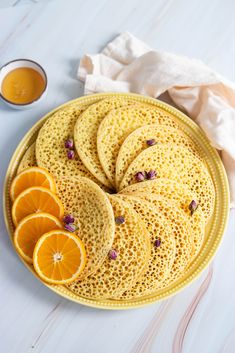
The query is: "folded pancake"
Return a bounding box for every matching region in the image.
[119,144,215,222]
[116,124,203,188]
[74,97,136,189]
[36,103,106,189]
[97,105,179,187]
[17,142,37,174]
[56,177,115,279]
[67,195,151,299]
[115,194,176,299]
[120,178,205,260]
[127,193,194,287]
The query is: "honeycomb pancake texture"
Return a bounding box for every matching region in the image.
[115,194,176,299]
[56,176,115,279]
[67,195,151,299]
[116,124,203,188]
[97,105,179,188]
[74,97,137,189]
[35,103,105,189]
[18,96,216,302]
[130,193,194,286]
[119,144,215,222]
[120,178,205,260]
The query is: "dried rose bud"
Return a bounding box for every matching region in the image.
[154,238,161,248]
[108,249,118,260]
[115,216,125,225]
[135,171,146,182]
[67,150,75,159]
[64,138,74,149]
[189,200,198,215]
[146,170,157,180]
[64,224,77,232]
[63,214,75,224]
[146,139,156,146]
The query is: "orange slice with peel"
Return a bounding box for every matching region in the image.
[33,230,86,284]
[14,213,63,263]
[12,186,64,226]
[10,167,56,201]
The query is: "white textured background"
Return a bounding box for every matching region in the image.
[0,1,235,352]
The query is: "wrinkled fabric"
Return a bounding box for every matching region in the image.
[78,32,235,207]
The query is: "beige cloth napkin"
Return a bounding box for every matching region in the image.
[78,32,235,207]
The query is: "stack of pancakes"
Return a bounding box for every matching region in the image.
[17,96,215,300]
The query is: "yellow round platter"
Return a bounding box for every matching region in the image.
[3,92,230,310]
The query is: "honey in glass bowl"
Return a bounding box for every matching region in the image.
[0,59,47,109]
[1,67,45,105]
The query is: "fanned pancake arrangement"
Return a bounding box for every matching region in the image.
[10,95,216,302]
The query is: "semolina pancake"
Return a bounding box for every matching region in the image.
[116,124,203,188]
[74,97,136,189]
[11,95,219,304]
[115,194,176,299]
[35,103,106,189]
[120,178,205,260]
[56,176,115,279]
[119,144,215,222]
[130,193,194,286]
[97,105,179,188]
[17,142,37,174]
[67,195,151,299]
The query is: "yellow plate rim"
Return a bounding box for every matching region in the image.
[3,92,230,310]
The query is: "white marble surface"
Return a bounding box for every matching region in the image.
[0,1,235,352]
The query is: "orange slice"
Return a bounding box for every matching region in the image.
[33,230,86,284]
[12,186,64,226]
[14,213,63,263]
[10,167,56,201]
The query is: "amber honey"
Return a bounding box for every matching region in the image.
[1,67,45,104]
